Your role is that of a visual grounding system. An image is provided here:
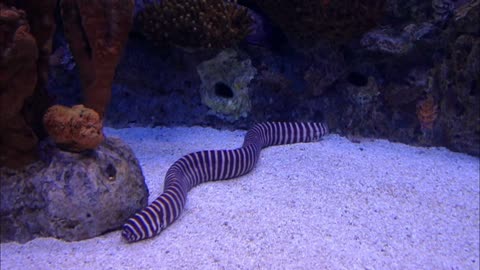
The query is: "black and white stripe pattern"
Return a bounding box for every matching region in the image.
[122,122,328,242]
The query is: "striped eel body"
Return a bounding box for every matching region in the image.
[122,122,328,242]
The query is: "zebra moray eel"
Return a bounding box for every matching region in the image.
[122,122,328,242]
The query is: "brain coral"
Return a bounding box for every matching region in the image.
[137,0,254,49]
[43,105,104,152]
[255,0,386,46]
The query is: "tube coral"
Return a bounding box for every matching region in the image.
[60,0,134,118]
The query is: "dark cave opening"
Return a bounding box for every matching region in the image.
[214,82,234,98]
[347,72,368,87]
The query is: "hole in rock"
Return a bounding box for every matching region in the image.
[106,164,117,181]
[214,82,234,98]
[347,72,368,87]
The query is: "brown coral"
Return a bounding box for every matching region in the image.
[9,0,57,90]
[60,0,134,118]
[10,0,57,139]
[416,94,438,131]
[255,0,386,46]
[137,0,254,49]
[0,4,39,168]
[43,105,105,152]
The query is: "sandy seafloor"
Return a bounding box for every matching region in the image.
[1,126,479,270]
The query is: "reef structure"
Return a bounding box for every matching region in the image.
[137,0,254,50]
[1,0,134,167]
[255,0,386,46]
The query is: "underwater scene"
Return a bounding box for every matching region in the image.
[0,0,479,269]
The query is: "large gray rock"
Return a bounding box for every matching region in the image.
[0,137,148,243]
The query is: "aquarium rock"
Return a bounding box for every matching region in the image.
[360,27,414,55]
[196,49,257,121]
[0,137,148,243]
[453,0,480,34]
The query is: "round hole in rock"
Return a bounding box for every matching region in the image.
[347,72,368,87]
[106,164,116,181]
[214,82,234,98]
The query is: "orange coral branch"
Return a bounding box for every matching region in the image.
[60,0,134,118]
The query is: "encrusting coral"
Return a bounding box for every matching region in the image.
[60,0,134,118]
[43,105,104,152]
[137,0,254,50]
[255,0,386,46]
[0,4,39,168]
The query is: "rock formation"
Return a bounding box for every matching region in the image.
[0,137,148,243]
[197,49,257,121]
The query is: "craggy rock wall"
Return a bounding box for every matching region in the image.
[48,0,479,156]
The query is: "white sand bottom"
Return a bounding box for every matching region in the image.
[1,126,479,270]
